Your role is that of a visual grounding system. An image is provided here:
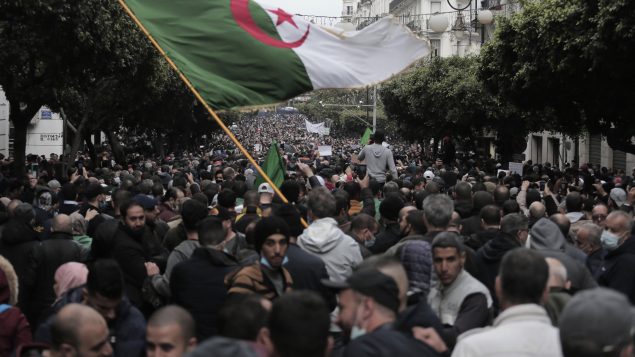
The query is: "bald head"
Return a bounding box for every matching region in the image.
[52,214,73,234]
[550,213,571,239]
[529,201,546,220]
[545,257,569,290]
[51,303,109,351]
[148,305,196,342]
[7,199,22,217]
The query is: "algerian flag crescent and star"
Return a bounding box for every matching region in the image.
[122,0,430,109]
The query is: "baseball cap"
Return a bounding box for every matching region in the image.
[133,194,158,211]
[258,183,274,195]
[322,269,400,314]
[610,188,627,207]
[423,170,434,180]
[560,288,635,355]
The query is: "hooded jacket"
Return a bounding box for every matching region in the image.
[0,256,32,356]
[530,218,597,292]
[357,144,398,183]
[298,218,363,282]
[474,232,521,313]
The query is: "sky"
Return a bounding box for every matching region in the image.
[264,0,343,17]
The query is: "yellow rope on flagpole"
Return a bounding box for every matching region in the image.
[117,0,308,227]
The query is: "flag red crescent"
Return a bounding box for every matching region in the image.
[230,0,310,49]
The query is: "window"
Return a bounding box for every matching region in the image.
[346,5,353,15]
[430,39,441,57]
[431,0,442,13]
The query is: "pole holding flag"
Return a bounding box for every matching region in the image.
[116,0,297,214]
[117,0,429,227]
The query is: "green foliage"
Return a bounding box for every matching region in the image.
[381,56,535,158]
[480,0,635,153]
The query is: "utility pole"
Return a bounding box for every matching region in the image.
[372,85,377,133]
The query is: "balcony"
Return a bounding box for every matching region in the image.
[389,0,415,13]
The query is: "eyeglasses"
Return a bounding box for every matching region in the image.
[592,214,607,221]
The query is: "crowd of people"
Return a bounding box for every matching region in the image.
[0,116,634,357]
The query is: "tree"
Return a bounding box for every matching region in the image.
[480,0,635,154]
[381,56,539,163]
[0,1,63,174]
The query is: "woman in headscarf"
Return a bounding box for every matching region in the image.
[70,212,92,249]
[53,262,89,300]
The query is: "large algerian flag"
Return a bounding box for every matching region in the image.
[254,140,286,188]
[122,0,429,109]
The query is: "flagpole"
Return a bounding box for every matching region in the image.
[117,0,308,227]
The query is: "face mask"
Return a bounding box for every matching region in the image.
[350,326,366,340]
[260,256,289,269]
[364,235,376,248]
[601,230,620,251]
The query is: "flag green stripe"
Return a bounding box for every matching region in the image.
[124,0,313,109]
[255,140,286,188]
[360,128,372,146]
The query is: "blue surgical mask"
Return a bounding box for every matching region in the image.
[260,256,289,269]
[601,230,620,251]
[364,235,376,248]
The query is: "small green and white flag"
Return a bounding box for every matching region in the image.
[122,0,429,109]
[360,128,372,146]
[254,140,286,188]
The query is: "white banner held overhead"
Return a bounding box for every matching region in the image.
[318,145,333,157]
[305,119,326,135]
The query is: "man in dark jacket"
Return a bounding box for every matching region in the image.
[474,213,527,314]
[369,195,404,254]
[23,214,85,325]
[78,182,108,238]
[327,268,439,357]
[170,216,239,341]
[111,200,166,311]
[58,183,80,215]
[0,203,40,322]
[598,210,635,304]
[35,259,146,357]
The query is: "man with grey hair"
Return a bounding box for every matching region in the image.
[474,213,528,313]
[421,194,454,242]
[575,222,605,278]
[298,187,362,282]
[598,210,635,304]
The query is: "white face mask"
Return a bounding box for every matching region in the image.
[601,230,621,251]
[350,326,367,340]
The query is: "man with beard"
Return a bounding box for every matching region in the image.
[111,200,164,312]
[385,207,426,257]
